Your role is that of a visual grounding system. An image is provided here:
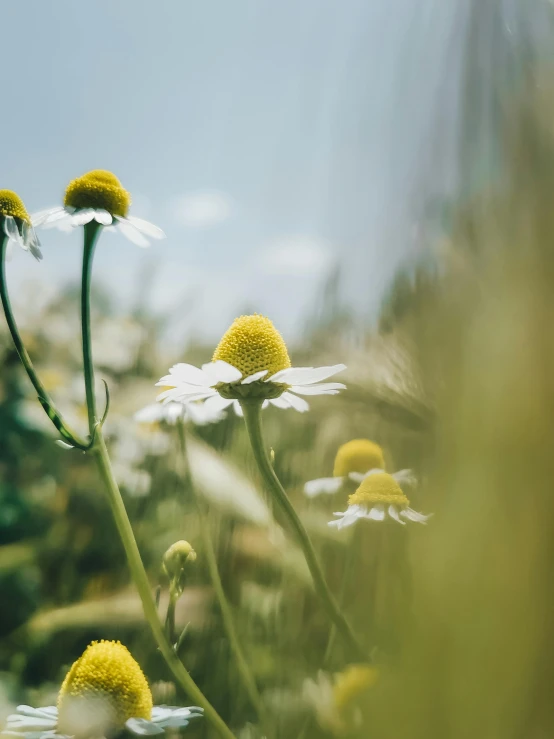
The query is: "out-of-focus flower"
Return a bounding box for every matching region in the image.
[3,641,202,738]
[156,314,346,416]
[32,170,164,247]
[0,190,42,260]
[303,664,378,734]
[329,471,430,529]
[304,439,415,497]
[134,400,226,426]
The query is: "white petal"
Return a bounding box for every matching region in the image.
[233,400,244,417]
[31,207,64,227]
[134,404,165,423]
[202,394,234,414]
[392,469,417,487]
[125,718,165,735]
[241,370,268,384]
[281,391,309,413]
[3,215,19,241]
[161,362,213,386]
[126,215,165,240]
[201,360,242,384]
[388,505,405,524]
[55,440,75,449]
[401,507,431,523]
[71,209,95,226]
[368,504,385,521]
[116,217,150,247]
[268,396,291,409]
[269,364,346,385]
[363,468,386,478]
[304,477,344,497]
[93,209,112,225]
[289,382,345,395]
[348,471,367,483]
[261,399,269,409]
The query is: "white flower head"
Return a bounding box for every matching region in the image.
[304,438,416,498]
[134,400,226,426]
[156,314,346,416]
[32,170,164,247]
[3,641,203,738]
[0,190,42,260]
[329,470,431,529]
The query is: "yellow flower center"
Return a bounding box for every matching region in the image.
[64,170,131,217]
[333,439,385,477]
[57,640,152,736]
[348,472,408,508]
[212,314,291,378]
[0,190,30,223]
[333,664,378,713]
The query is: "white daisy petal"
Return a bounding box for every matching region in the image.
[163,363,213,386]
[31,207,65,227]
[202,394,234,413]
[269,364,346,385]
[241,370,268,384]
[304,477,344,497]
[281,391,309,413]
[116,217,150,247]
[391,469,417,487]
[289,382,345,395]
[201,360,242,384]
[368,504,385,521]
[348,471,368,483]
[126,215,165,240]
[388,505,405,524]
[134,403,166,423]
[268,396,291,409]
[233,400,244,417]
[4,215,19,241]
[125,718,165,736]
[93,209,112,225]
[70,209,95,226]
[401,507,431,523]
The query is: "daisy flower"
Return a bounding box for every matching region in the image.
[134,400,226,426]
[304,438,415,497]
[329,471,431,528]
[156,314,346,416]
[3,640,202,738]
[32,170,165,247]
[0,190,42,260]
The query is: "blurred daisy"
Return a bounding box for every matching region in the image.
[329,471,430,529]
[3,641,202,738]
[304,439,415,497]
[156,314,346,416]
[303,664,378,735]
[32,170,165,247]
[0,190,42,260]
[135,400,226,426]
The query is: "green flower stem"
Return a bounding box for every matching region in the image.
[240,400,368,663]
[0,235,89,449]
[80,226,235,739]
[176,424,271,735]
[92,431,235,739]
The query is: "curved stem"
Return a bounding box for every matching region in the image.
[177,424,271,734]
[0,234,89,448]
[240,400,368,663]
[80,227,235,739]
[92,430,235,739]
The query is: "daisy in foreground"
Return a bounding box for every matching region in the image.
[0,190,42,260]
[329,471,431,528]
[304,438,415,497]
[3,641,202,738]
[32,170,165,247]
[156,314,346,415]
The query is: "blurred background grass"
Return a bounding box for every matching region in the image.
[3,2,554,738]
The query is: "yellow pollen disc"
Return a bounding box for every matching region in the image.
[333,664,378,712]
[0,190,30,223]
[333,439,385,477]
[57,640,152,734]
[64,169,131,217]
[212,314,291,378]
[348,472,409,508]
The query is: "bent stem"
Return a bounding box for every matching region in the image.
[0,235,89,449]
[240,400,368,663]
[177,424,271,735]
[80,225,235,739]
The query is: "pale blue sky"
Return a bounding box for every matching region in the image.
[3,0,463,341]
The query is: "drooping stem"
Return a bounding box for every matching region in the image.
[80,227,235,739]
[0,234,89,448]
[241,400,368,663]
[177,423,271,735]
[92,430,235,739]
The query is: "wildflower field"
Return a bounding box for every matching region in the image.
[2,2,554,738]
